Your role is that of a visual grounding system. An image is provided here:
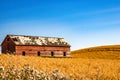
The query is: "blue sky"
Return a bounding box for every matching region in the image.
[0,0,120,50]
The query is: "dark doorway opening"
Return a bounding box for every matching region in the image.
[63,52,66,56]
[37,51,40,56]
[51,51,54,56]
[22,51,26,56]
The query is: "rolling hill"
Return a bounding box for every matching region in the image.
[71,45,120,59]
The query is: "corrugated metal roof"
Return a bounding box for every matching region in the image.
[8,35,70,47]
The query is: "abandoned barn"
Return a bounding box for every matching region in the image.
[1,35,71,57]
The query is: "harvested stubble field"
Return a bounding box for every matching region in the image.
[0,53,120,80]
[71,45,120,59]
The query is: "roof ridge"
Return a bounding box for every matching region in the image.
[8,34,64,39]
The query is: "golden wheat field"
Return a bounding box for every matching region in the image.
[71,45,120,59]
[0,54,120,80]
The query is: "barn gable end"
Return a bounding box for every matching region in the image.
[1,35,16,53]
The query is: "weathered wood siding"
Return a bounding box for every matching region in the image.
[1,36,15,53]
[15,45,70,57]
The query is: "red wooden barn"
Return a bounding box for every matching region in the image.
[1,35,71,57]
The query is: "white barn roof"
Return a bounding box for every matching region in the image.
[8,35,70,47]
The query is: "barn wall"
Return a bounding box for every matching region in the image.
[1,36,15,54]
[15,46,70,57]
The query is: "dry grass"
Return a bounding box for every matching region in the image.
[0,54,120,79]
[71,45,120,59]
